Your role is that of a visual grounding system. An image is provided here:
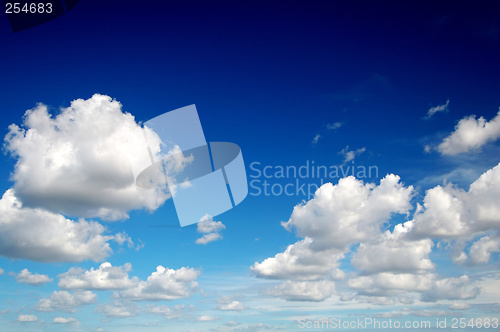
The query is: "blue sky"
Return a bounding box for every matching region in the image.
[1,1,500,331]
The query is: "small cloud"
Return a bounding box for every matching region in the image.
[0,268,3,275]
[195,215,225,245]
[449,302,471,310]
[216,296,246,311]
[15,269,52,286]
[424,145,432,153]
[196,315,220,322]
[312,134,321,144]
[425,99,449,119]
[437,109,500,155]
[53,317,79,324]
[17,314,38,322]
[327,122,343,130]
[339,146,366,163]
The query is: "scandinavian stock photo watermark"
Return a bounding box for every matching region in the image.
[248,161,379,199]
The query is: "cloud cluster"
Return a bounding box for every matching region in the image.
[252,156,500,303]
[252,174,414,301]
[195,215,225,245]
[437,109,500,155]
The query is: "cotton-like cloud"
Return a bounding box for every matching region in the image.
[53,317,79,324]
[282,175,413,251]
[0,189,124,262]
[421,275,480,302]
[17,314,38,322]
[468,235,500,265]
[195,215,225,245]
[4,94,170,221]
[351,223,434,274]
[58,262,136,290]
[36,291,97,312]
[266,280,336,302]
[437,109,500,155]
[97,300,140,318]
[251,238,343,281]
[118,266,200,301]
[339,145,366,163]
[425,99,449,120]
[411,162,500,240]
[252,175,413,301]
[15,269,52,286]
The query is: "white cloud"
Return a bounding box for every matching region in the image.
[421,275,480,302]
[437,109,500,155]
[348,273,435,297]
[216,296,246,311]
[217,300,245,311]
[146,304,185,319]
[53,317,79,324]
[97,300,140,318]
[282,175,413,251]
[58,262,136,290]
[196,315,220,322]
[339,146,366,163]
[195,215,225,245]
[266,280,336,302]
[449,302,471,310]
[4,94,170,221]
[36,291,97,312]
[425,99,449,120]
[15,269,52,286]
[0,268,3,275]
[411,162,500,239]
[0,189,124,262]
[252,175,413,301]
[251,238,343,281]
[327,122,343,130]
[468,235,500,264]
[351,223,434,274]
[17,314,38,322]
[118,266,200,301]
[312,134,321,144]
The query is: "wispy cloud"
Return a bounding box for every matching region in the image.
[339,145,366,163]
[424,99,450,119]
[311,134,321,144]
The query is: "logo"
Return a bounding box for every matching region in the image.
[132,105,248,226]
